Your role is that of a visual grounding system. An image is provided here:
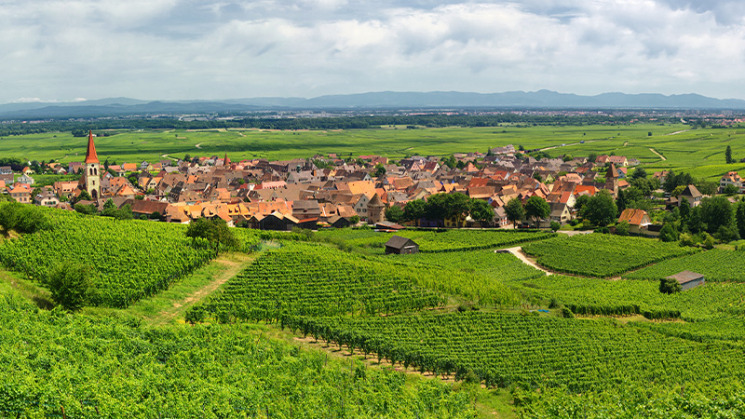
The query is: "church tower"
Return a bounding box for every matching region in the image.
[605,163,619,197]
[82,130,101,199]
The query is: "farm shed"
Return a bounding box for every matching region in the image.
[385,236,419,255]
[666,271,705,291]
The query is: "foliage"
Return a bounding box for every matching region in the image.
[504,197,526,227]
[550,221,560,232]
[615,220,630,236]
[44,263,94,311]
[190,243,445,322]
[581,190,617,227]
[0,202,51,234]
[0,209,220,307]
[659,277,682,294]
[522,234,698,277]
[627,249,745,283]
[0,296,474,418]
[313,228,554,254]
[384,205,404,222]
[469,199,494,223]
[659,223,679,242]
[403,199,427,222]
[186,218,239,252]
[525,196,550,226]
[285,311,745,393]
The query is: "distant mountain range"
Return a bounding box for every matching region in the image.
[3,90,745,119]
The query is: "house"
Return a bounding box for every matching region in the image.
[385,235,419,254]
[666,271,705,291]
[17,174,35,185]
[34,190,59,207]
[679,184,703,207]
[549,203,572,224]
[720,171,744,193]
[618,208,651,235]
[7,183,32,203]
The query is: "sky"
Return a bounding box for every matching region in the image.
[2,0,745,103]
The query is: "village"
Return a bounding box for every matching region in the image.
[1,131,740,234]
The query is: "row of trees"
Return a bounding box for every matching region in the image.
[385,192,496,225]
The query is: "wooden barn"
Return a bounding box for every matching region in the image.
[666,271,705,291]
[385,235,419,255]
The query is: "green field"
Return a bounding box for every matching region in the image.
[4,123,745,179]
[625,249,745,282]
[521,234,699,277]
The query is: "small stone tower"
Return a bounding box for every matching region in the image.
[605,163,619,197]
[82,130,101,199]
[367,193,386,225]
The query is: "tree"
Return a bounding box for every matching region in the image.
[615,189,628,216]
[385,205,404,223]
[525,196,550,227]
[469,199,494,224]
[700,196,735,234]
[550,221,560,232]
[504,198,525,228]
[186,218,238,252]
[581,190,617,227]
[45,263,94,311]
[349,215,360,225]
[736,201,745,239]
[659,277,681,294]
[679,197,691,221]
[373,164,386,178]
[723,184,740,196]
[726,145,734,164]
[659,223,679,242]
[631,167,647,180]
[615,220,630,236]
[574,194,591,213]
[403,200,426,223]
[587,152,597,163]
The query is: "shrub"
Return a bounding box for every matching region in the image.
[45,263,95,311]
[659,277,682,294]
[615,221,630,236]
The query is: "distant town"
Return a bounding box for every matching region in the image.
[1,130,740,237]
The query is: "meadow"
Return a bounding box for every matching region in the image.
[4,122,745,179]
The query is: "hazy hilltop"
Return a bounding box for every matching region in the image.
[3,90,745,119]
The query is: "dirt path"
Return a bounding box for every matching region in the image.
[503,247,551,275]
[152,254,254,324]
[649,147,666,161]
[666,130,690,136]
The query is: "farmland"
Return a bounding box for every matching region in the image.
[314,228,554,254]
[0,293,474,418]
[625,249,745,282]
[5,122,745,179]
[0,209,220,307]
[521,234,699,277]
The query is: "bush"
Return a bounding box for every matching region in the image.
[659,277,682,294]
[550,221,561,232]
[615,221,630,236]
[703,233,716,249]
[45,263,95,311]
[561,307,575,318]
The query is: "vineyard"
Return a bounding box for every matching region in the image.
[286,311,745,393]
[189,243,447,322]
[625,249,745,282]
[522,233,699,277]
[510,275,745,321]
[314,228,555,253]
[0,293,475,418]
[0,211,223,308]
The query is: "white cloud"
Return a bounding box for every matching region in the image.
[2,0,745,102]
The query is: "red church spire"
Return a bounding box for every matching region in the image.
[84,130,99,164]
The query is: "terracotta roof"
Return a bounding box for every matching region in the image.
[618,208,649,226]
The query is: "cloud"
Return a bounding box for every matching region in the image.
[2,0,745,102]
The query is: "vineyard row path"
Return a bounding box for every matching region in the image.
[152,253,255,324]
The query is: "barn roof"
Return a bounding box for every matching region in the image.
[385,235,416,249]
[666,270,704,285]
